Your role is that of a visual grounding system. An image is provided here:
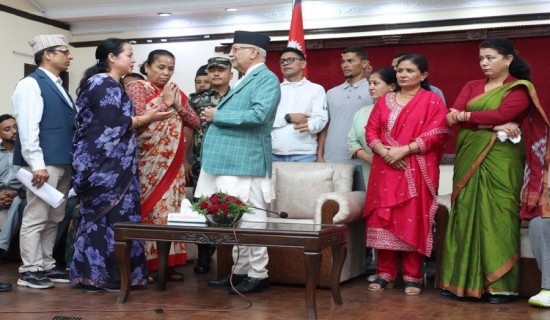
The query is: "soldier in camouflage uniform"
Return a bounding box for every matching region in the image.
[188,57,233,274]
[188,57,233,187]
[193,64,210,92]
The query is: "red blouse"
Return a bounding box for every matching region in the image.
[452,75,530,130]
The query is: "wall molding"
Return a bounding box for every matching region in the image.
[68,13,550,49]
[0,4,70,30]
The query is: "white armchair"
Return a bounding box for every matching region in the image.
[216,162,367,286]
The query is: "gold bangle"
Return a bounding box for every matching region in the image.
[407,144,412,155]
[136,116,141,127]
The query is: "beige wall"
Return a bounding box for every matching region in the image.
[68,40,232,101]
[0,11,71,115]
[0,10,458,193]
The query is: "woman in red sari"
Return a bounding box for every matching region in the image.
[364,55,449,295]
[127,50,200,281]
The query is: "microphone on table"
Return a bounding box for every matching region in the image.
[249,206,288,218]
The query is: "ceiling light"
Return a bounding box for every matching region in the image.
[225,8,238,12]
[158,13,172,17]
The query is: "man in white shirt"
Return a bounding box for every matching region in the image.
[12,34,75,289]
[271,47,327,162]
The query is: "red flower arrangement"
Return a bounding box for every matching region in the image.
[192,192,253,220]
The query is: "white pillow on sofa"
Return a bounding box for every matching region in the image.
[275,167,334,219]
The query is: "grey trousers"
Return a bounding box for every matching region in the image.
[19,165,71,273]
[0,196,23,251]
[528,216,550,289]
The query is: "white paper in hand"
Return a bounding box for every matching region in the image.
[497,131,522,144]
[16,168,65,208]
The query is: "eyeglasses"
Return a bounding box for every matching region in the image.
[278,57,304,65]
[230,46,254,53]
[50,49,71,55]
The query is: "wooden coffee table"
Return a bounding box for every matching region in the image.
[114,221,348,320]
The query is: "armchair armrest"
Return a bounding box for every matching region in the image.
[314,191,366,224]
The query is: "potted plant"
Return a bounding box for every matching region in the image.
[192,192,253,227]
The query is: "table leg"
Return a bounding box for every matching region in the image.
[156,241,171,291]
[330,244,347,304]
[115,240,131,304]
[304,251,321,320]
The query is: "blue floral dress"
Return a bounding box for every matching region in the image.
[70,73,147,289]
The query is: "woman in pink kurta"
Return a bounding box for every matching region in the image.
[126,50,199,281]
[364,54,449,295]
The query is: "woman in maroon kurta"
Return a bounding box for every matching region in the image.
[364,54,449,295]
[441,37,550,304]
[451,77,530,129]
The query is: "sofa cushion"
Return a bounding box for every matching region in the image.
[275,166,334,219]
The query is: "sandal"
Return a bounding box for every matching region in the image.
[168,269,184,281]
[147,272,158,284]
[368,278,394,292]
[404,281,422,296]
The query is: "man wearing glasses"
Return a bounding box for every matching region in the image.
[12,34,75,289]
[271,47,327,162]
[197,30,280,294]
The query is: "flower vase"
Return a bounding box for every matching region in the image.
[205,213,243,227]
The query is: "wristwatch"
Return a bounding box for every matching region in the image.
[284,113,291,123]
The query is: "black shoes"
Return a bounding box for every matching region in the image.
[194,255,211,274]
[207,273,247,287]
[228,276,269,294]
[439,289,456,298]
[487,295,515,304]
[17,271,54,289]
[440,290,515,304]
[0,282,12,292]
[194,244,215,274]
[44,268,70,284]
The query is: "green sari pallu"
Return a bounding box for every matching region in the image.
[441,81,533,298]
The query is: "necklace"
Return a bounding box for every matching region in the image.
[398,91,418,98]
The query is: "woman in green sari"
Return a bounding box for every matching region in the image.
[440,38,550,304]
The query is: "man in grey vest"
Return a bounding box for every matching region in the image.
[12,34,75,289]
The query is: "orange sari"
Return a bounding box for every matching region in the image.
[127,80,199,271]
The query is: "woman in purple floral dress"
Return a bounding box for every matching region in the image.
[70,38,173,291]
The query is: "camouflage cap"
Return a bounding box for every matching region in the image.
[207,57,232,69]
[196,64,208,77]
